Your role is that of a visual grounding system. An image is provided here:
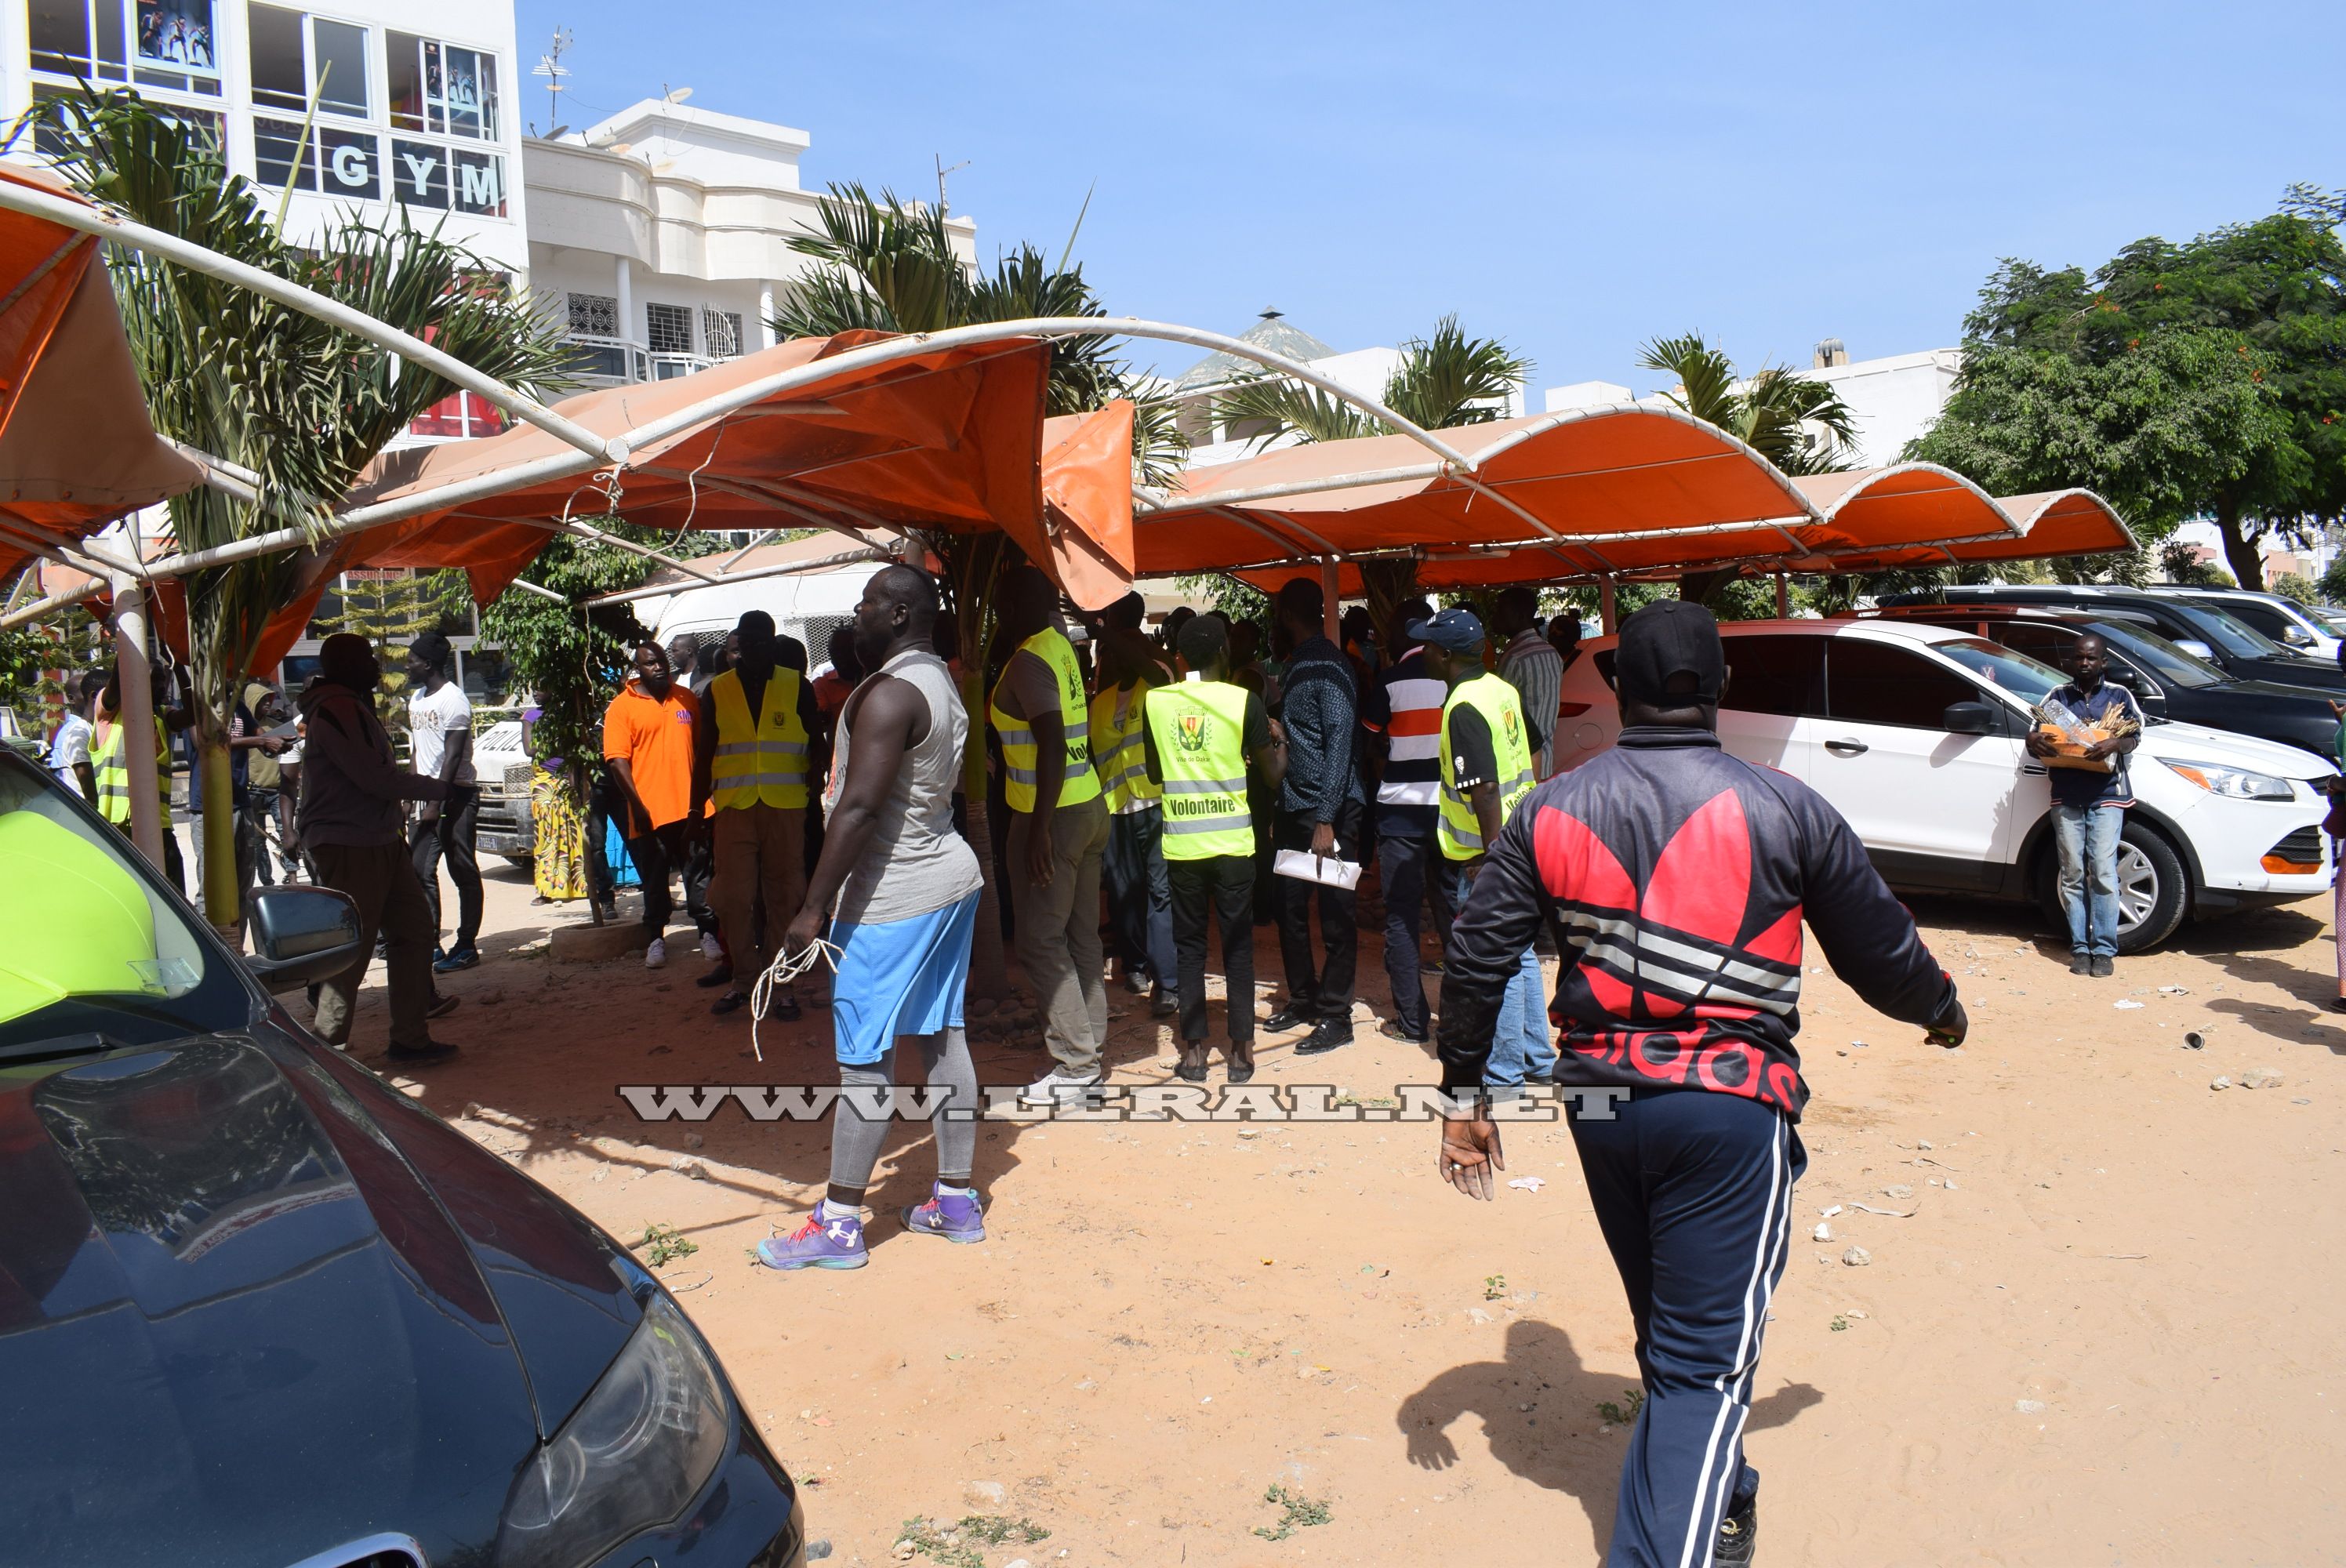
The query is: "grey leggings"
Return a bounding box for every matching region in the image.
[828,1027,978,1203]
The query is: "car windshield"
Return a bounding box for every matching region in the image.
[0,757,250,1053]
[2170,601,2291,659]
[2090,622,2224,688]
[2312,607,2346,636]
[1929,636,2063,704]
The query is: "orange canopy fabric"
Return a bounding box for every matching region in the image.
[0,165,198,580]
[1141,409,2039,589]
[1781,489,2133,575]
[336,331,1134,605]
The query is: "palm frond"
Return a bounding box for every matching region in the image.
[782,180,964,334]
[1638,332,1741,429]
[1211,376,1378,448]
[1385,314,1531,430]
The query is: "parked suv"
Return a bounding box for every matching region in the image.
[474,717,537,866]
[1879,585,2346,692]
[1866,604,2346,762]
[1552,619,2335,949]
[2145,585,2341,659]
[0,749,808,1567]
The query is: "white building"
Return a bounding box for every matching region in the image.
[8,0,528,273]
[524,96,975,389]
[1796,339,1963,468]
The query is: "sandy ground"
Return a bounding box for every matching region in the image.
[321,856,2346,1567]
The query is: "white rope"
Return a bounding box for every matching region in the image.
[748,935,839,1062]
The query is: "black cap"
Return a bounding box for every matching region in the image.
[1404,606,1486,655]
[1614,600,1724,706]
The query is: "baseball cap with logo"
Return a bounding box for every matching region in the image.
[1612,599,1726,706]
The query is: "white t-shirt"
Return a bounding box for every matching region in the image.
[408,681,476,786]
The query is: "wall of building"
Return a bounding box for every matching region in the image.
[5,0,529,274]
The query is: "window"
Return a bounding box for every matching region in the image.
[388,32,499,140]
[1825,640,1985,729]
[568,292,618,337]
[450,148,506,216]
[31,0,128,81]
[409,390,505,439]
[646,303,694,354]
[389,139,448,207]
[252,116,314,190]
[1718,635,1825,717]
[702,307,743,358]
[133,0,222,93]
[249,6,369,118]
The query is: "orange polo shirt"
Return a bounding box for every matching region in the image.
[601,679,699,829]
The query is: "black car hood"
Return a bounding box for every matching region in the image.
[0,1032,641,1568]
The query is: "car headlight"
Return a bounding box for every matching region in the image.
[496,1293,732,1568]
[2160,757,2294,800]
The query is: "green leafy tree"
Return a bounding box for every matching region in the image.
[1910,189,2346,587]
[2157,540,2235,588]
[40,90,571,930]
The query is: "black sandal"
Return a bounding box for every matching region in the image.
[773,991,801,1022]
[710,991,748,1016]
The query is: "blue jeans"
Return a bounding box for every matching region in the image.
[1461,861,1556,1091]
[1484,946,1556,1093]
[2051,802,2123,958]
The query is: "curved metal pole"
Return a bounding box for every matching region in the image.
[0,175,624,465]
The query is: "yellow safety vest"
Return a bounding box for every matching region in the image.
[1088,681,1161,815]
[1143,680,1254,860]
[709,667,811,810]
[990,627,1099,814]
[89,717,169,827]
[1438,673,1536,861]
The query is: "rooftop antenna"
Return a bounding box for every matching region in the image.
[532,27,570,137]
[935,154,971,216]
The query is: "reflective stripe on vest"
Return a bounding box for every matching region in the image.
[89,717,167,826]
[1437,673,1536,861]
[989,626,1100,813]
[710,667,811,810]
[1143,680,1252,859]
[1088,684,1160,815]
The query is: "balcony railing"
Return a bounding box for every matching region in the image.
[564,334,650,387]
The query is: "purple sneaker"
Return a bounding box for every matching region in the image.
[900,1184,986,1245]
[757,1210,867,1270]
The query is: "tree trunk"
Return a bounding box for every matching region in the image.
[196,719,242,944]
[1359,557,1422,648]
[2213,495,2264,590]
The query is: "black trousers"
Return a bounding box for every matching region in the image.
[1168,853,1255,1046]
[1377,831,1458,1039]
[1273,799,1361,1022]
[1103,804,1178,989]
[412,783,482,950]
[1569,1089,1803,1566]
[627,818,717,936]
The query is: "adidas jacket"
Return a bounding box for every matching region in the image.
[1436,726,1959,1120]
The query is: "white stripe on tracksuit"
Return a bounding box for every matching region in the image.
[1675,1114,1792,1568]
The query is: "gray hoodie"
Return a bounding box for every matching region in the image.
[296,681,446,850]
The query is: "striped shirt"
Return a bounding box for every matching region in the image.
[1361,645,1447,837]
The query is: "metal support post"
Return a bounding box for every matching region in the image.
[1321,558,1341,644]
[1600,576,1619,636]
[109,569,165,868]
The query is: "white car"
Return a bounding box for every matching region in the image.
[1552,619,2337,950]
[2144,585,2343,660]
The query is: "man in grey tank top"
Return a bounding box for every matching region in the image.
[759,566,989,1272]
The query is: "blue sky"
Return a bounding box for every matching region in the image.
[518,0,2344,396]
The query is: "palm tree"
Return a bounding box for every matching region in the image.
[1208,316,1531,639]
[1211,314,1531,448]
[769,182,1182,996]
[42,90,572,933]
[1636,333,1860,604]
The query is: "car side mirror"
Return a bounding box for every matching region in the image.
[2175,639,2216,659]
[245,885,364,993]
[2103,666,2141,691]
[1941,701,1998,735]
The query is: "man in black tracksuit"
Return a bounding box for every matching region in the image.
[1434,602,1967,1566]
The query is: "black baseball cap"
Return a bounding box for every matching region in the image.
[1404,606,1486,655]
[1613,600,1725,706]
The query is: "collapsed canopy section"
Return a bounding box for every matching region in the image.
[339,330,1062,601]
[0,165,197,580]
